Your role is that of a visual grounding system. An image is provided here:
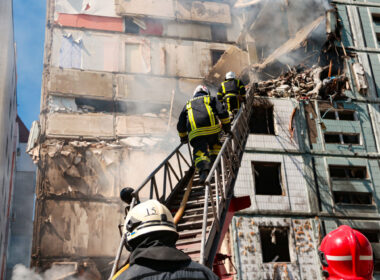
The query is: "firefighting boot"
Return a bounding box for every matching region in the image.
[198,169,209,185]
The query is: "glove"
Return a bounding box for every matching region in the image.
[180,135,188,144]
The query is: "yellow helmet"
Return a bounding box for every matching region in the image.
[124,200,178,246]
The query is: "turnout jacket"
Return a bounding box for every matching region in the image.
[177,92,230,141]
[114,245,219,280]
[217,78,246,102]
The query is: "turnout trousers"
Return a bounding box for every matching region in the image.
[224,94,240,117]
[190,134,222,172]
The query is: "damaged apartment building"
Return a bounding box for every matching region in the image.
[27,0,380,279]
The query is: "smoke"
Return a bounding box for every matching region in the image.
[11,264,83,280]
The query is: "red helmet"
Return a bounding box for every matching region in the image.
[319,225,373,280]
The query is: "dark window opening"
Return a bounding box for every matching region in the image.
[338,110,356,121]
[324,134,340,143]
[372,14,380,26]
[329,165,367,179]
[374,259,380,273]
[75,98,114,112]
[259,227,291,263]
[324,133,360,144]
[249,106,275,134]
[252,162,282,195]
[320,110,336,120]
[342,134,360,144]
[211,24,227,42]
[211,50,225,66]
[333,191,372,205]
[125,18,140,34]
[73,97,169,115]
[320,109,356,120]
[355,229,380,243]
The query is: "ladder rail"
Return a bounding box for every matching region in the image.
[200,88,255,265]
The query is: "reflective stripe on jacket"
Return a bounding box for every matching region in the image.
[217,78,246,101]
[177,92,230,141]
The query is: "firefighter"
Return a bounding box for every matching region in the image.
[217,71,246,118]
[318,225,374,280]
[177,85,231,184]
[113,200,219,280]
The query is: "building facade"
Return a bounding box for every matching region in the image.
[30,0,380,279]
[231,0,380,279]
[0,0,19,279]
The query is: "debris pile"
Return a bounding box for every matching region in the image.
[254,65,348,100]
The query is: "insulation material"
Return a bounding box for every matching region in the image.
[56,13,123,32]
[55,0,119,17]
[49,68,114,98]
[59,34,82,69]
[116,74,175,103]
[41,141,121,198]
[115,0,231,24]
[48,96,78,113]
[46,113,114,137]
[39,201,122,257]
[352,62,368,95]
[205,45,249,86]
[116,115,168,136]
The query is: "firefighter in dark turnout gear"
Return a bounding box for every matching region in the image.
[177,85,231,184]
[217,71,246,118]
[113,200,219,280]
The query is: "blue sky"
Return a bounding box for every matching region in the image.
[14,0,46,129]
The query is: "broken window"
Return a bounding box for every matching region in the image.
[249,106,275,134]
[329,165,367,179]
[211,24,227,42]
[125,18,140,34]
[333,191,373,205]
[324,133,360,145]
[211,49,225,66]
[252,162,282,195]
[259,227,291,263]
[320,109,356,121]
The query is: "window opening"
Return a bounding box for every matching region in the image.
[211,24,227,42]
[125,18,140,34]
[324,133,360,144]
[259,227,291,263]
[372,14,380,27]
[329,165,367,179]
[249,106,275,134]
[252,161,282,195]
[211,50,225,66]
[355,229,380,243]
[320,109,356,120]
[333,191,372,205]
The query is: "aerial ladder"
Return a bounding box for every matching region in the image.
[109,85,256,280]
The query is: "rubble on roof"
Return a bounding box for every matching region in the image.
[253,65,348,100]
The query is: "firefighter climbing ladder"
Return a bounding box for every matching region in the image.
[110,85,255,279]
